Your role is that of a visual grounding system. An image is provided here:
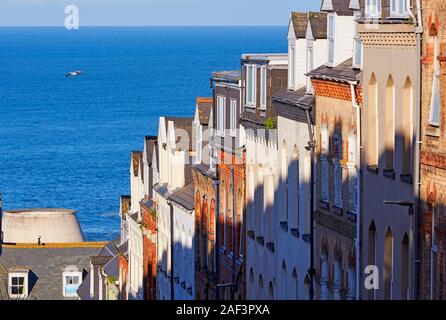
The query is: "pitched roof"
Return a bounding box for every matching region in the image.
[165,117,194,151]
[144,136,158,165]
[321,0,355,16]
[308,58,361,83]
[196,97,213,125]
[308,12,328,39]
[167,183,195,211]
[290,12,308,38]
[273,87,316,125]
[0,245,101,300]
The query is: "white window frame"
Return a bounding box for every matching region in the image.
[306,41,314,93]
[429,36,441,127]
[8,272,28,299]
[365,0,382,18]
[195,123,202,164]
[246,65,256,108]
[230,98,237,136]
[353,11,362,69]
[327,13,335,66]
[289,46,296,90]
[217,95,226,136]
[390,0,408,18]
[260,65,267,110]
[63,269,83,297]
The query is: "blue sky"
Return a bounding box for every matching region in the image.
[0,0,320,26]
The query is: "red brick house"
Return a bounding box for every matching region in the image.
[419,0,446,300]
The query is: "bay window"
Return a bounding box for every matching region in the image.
[327,14,335,66]
[391,0,408,17]
[246,65,256,108]
[365,0,381,18]
[217,96,226,136]
[353,11,362,68]
[289,46,295,90]
[260,65,267,110]
[230,98,237,136]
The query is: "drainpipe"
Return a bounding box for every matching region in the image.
[231,167,236,300]
[169,202,174,300]
[413,0,423,300]
[215,178,220,299]
[350,82,361,300]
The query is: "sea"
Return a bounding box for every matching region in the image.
[0,27,287,241]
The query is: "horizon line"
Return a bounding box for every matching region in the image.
[0,25,288,28]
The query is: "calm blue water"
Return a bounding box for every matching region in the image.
[0,27,287,241]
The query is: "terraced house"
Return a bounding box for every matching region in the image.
[358,0,422,300]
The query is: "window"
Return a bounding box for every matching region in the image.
[230,99,237,136]
[306,42,314,93]
[260,66,267,110]
[64,273,82,297]
[368,74,378,166]
[384,228,394,300]
[385,76,395,170]
[365,0,382,18]
[391,0,408,17]
[217,96,226,136]
[402,78,413,175]
[8,270,28,299]
[353,12,362,68]
[195,124,202,163]
[327,14,335,65]
[289,46,295,90]
[430,36,441,127]
[246,65,256,107]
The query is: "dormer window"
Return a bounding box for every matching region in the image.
[246,65,256,108]
[327,14,335,66]
[429,36,441,127]
[8,268,29,299]
[289,46,296,90]
[63,266,83,297]
[391,0,408,18]
[353,11,362,68]
[365,0,382,18]
[306,41,314,93]
[260,66,267,110]
[217,96,226,136]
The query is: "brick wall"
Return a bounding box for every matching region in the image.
[141,203,157,300]
[419,0,446,300]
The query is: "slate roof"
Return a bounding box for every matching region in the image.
[290,12,327,39]
[168,183,195,212]
[273,87,315,125]
[290,12,308,38]
[308,12,328,39]
[321,0,355,16]
[144,136,158,165]
[0,244,103,300]
[212,70,241,83]
[196,98,213,125]
[308,58,361,83]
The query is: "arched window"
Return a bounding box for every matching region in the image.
[333,255,342,300]
[249,268,255,300]
[220,180,226,249]
[256,167,264,238]
[209,199,216,273]
[385,75,395,171]
[264,172,274,243]
[320,246,329,300]
[281,141,288,223]
[368,74,378,166]
[201,198,208,270]
[384,227,394,300]
[290,146,300,229]
[401,233,409,299]
[348,127,358,213]
[258,274,264,300]
[321,116,330,202]
[195,192,201,266]
[402,78,413,175]
[368,221,377,300]
[333,124,343,208]
[281,261,287,300]
[291,268,298,300]
[268,281,274,300]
